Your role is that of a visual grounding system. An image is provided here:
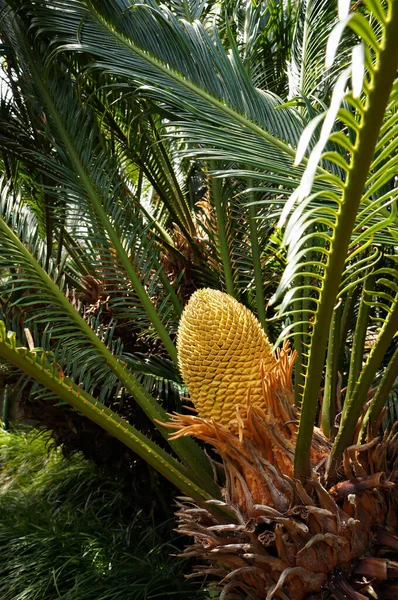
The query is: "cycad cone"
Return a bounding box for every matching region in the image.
[177,289,276,424]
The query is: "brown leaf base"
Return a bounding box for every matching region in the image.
[167,344,398,599]
[175,426,397,599]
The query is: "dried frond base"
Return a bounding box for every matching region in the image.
[167,345,398,599]
[175,428,398,599]
[169,344,398,600]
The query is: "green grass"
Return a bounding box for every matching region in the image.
[0,427,212,600]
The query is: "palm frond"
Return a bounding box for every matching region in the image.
[0,180,217,485]
[88,82,197,239]
[270,0,398,477]
[167,0,208,22]
[0,320,217,501]
[288,0,348,101]
[27,0,305,182]
[0,6,179,359]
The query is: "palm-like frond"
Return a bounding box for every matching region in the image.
[89,83,196,240]
[271,0,398,477]
[0,4,182,358]
[0,319,218,501]
[28,0,304,178]
[288,0,345,100]
[167,0,208,22]
[202,0,296,97]
[0,175,218,489]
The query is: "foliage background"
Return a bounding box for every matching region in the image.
[0,427,213,600]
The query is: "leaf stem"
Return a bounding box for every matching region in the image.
[321,300,342,439]
[211,166,235,297]
[346,275,375,399]
[360,345,398,437]
[247,181,268,333]
[328,294,398,478]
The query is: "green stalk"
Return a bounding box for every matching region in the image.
[321,301,343,439]
[44,193,53,271]
[328,294,398,477]
[337,287,357,369]
[0,323,217,503]
[137,197,176,249]
[1,384,10,430]
[55,224,64,270]
[292,278,306,406]
[134,174,182,316]
[17,34,177,364]
[294,3,398,479]
[247,180,268,333]
[211,166,235,297]
[136,222,183,316]
[150,115,196,237]
[0,217,217,494]
[360,345,398,438]
[155,257,183,317]
[346,275,375,399]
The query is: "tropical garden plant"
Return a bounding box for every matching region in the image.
[0,427,210,599]
[0,0,397,598]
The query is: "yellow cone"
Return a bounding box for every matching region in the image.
[177,289,276,425]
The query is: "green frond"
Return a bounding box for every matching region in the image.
[0,7,179,360]
[88,84,196,238]
[270,0,398,478]
[210,0,296,97]
[288,0,353,101]
[0,320,217,502]
[26,0,307,190]
[0,181,216,487]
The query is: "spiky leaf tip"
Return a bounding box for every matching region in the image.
[177,289,276,424]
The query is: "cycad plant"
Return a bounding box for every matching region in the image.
[0,0,398,598]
